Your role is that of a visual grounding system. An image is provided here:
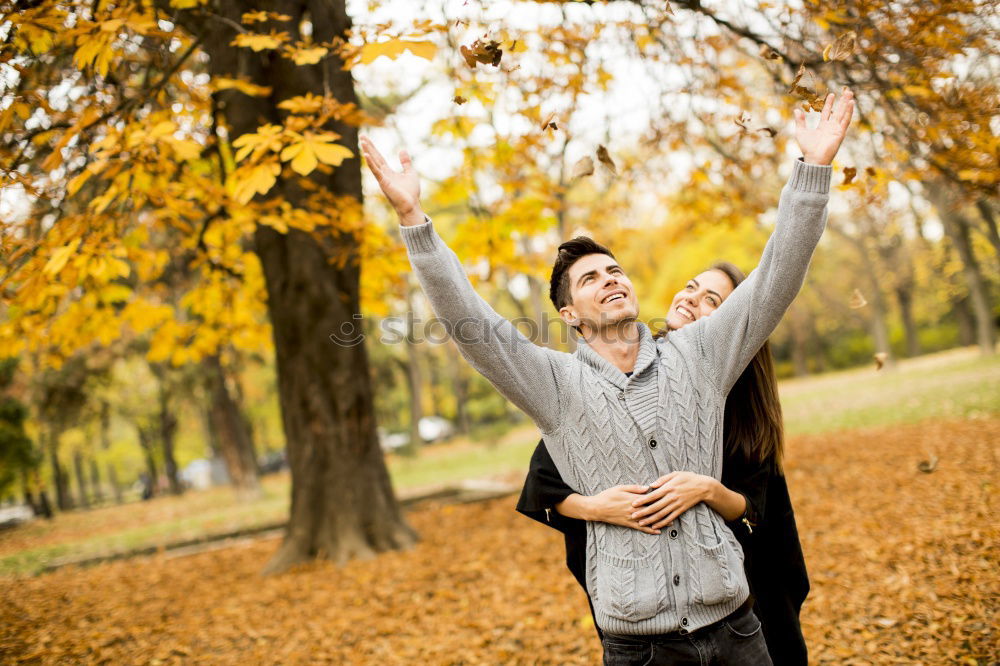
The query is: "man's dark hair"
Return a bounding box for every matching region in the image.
[549,236,616,310]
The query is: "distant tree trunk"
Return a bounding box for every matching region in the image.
[72,449,90,509]
[137,426,159,494]
[927,183,997,355]
[954,297,976,346]
[106,463,123,504]
[787,304,811,377]
[205,355,260,497]
[185,0,416,572]
[975,199,1000,264]
[158,385,183,495]
[404,288,425,453]
[895,286,921,358]
[447,344,471,434]
[48,431,71,511]
[852,235,895,368]
[88,458,103,504]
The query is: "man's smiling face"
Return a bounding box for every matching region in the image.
[559,253,639,332]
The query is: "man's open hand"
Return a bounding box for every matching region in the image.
[360,135,425,226]
[794,87,855,166]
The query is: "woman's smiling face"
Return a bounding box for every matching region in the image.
[665,269,736,330]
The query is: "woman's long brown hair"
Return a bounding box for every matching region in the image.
[658,262,785,470]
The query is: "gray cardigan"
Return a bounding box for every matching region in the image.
[400,158,831,635]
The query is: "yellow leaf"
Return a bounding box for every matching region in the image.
[231,32,288,52]
[288,46,328,65]
[242,11,291,23]
[43,240,81,277]
[170,0,205,7]
[232,124,284,162]
[280,133,353,176]
[359,39,437,65]
[213,77,273,97]
[278,93,324,114]
[230,161,280,203]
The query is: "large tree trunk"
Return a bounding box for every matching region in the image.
[927,183,996,355]
[192,0,416,572]
[205,355,261,498]
[137,425,159,498]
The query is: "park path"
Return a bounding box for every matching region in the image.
[2,418,997,664]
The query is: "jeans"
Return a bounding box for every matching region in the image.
[601,606,773,666]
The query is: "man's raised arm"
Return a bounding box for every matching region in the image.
[360,136,563,433]
[678,88,854,395]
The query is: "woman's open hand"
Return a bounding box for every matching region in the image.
[794,87,855,166]
[359,135,424,226]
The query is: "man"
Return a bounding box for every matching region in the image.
[360,88,853,664]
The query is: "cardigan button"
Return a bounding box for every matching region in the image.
[648,439,657,449]
[681,617,689,626]
[673,574,680,586]
[669,529,678,539]
[617,391,625,400]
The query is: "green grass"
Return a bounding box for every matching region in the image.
[779,347,1000,435]
[2,346,997,576]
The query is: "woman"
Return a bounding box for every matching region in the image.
[517,262,810,665]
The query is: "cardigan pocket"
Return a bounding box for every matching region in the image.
[594,550,669,622]
[692,514,741,606]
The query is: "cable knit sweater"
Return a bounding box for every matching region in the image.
[400,158,831,635]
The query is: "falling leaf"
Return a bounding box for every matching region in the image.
[789,63,806,90]
[734,110,751,133]
[843,167,857,185]
[865,166,877,177]
[758,127,777,138]
[849,288,867,309]
[873,352,888,370]
[540,111,558,131]
[596,145,617,175]
[453,95,468,105]
[824,31,858,62]
[917,455,939,473]
[758,44,782,60]
[570,156,594,180]
[460,38,502,69]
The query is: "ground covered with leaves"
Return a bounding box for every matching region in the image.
[2,418,997,664]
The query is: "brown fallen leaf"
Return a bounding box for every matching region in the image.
[917,455,939,473]
[570,156,594,180]
[824,31,858,62]
[790,63,806,90]
[734,110,751,133]
[865,166,877,177]
[453,95,468,105]
[540,111,558,131]
[849,288,867,309]
[758,43,782,60]
[460,38,502,69]
[596,145,617,175]
[843,167,858,185]
[873,352,889,370]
